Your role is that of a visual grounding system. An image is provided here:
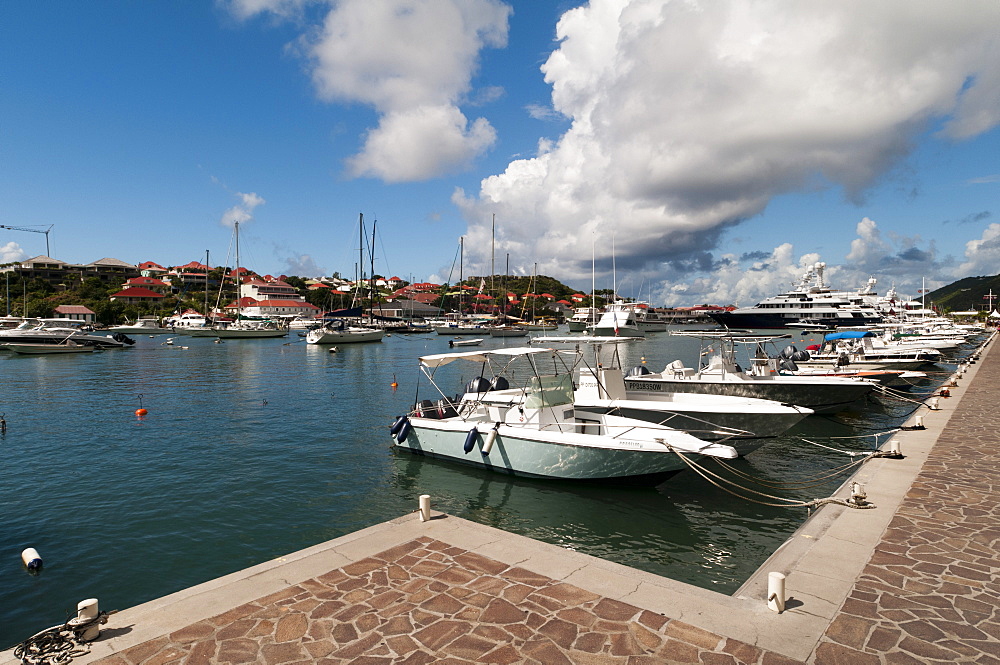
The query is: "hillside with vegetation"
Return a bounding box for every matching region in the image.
[925,275,1000,313]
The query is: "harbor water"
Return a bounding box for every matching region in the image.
[0,329,960,647]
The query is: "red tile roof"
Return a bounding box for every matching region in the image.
[110,287,166,299]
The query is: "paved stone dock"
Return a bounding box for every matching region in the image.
[3,334,997,664]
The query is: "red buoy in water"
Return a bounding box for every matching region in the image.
[135,408,148,416]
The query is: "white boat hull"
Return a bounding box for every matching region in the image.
[623,375,874,414]
[396,417,726,484]
[306,327,384,344]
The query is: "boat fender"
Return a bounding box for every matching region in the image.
[396,419,412,443]
[21,547,42,572]
[389,415,407,436]
[481,423,500,455]
[463,428,478,454]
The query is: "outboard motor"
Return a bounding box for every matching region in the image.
[780,345,798,359]
[436,398,458,419]
[416,399,437,418]
[779,359,799,372]
[626,365,651,377]
[112,333,136,345]
[791,350,810,361]
[490,376,510,391]
[465,377,492,394]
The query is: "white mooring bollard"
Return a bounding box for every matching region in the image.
[913,415,924,429]
[767,572,786,613]
[69,598,101,642]
[419,494,431,522]
[928,397,940,410]
[888,439,901,456]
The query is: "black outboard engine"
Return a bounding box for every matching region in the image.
[490,376,510,391]
[791,350,810,361]
[416,399,437,418]
[780,345,798,359]
[626,365,651,377]
[465,377,492,394]
[779,359,799,372]
[112,333,136,345]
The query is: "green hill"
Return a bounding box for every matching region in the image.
[925,275,1000,313]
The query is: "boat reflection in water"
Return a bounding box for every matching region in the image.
[389,449,808,591]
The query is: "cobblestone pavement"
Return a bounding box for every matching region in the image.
[88,342,999,665]
[809,349,1000,665]
[92,536,790,665]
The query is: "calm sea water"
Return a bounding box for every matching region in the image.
[0,329,962,647]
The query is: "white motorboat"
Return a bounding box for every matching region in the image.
[528,335,812,455]
[794,331,941,370]
[587,302,644,337]
[621,332,878,413]
[211,320,288,339]
[433,321,490,335]
[391,347,737,484]
[306,320,384,344]
[1,340,96,354]
[567,307,601,332]
[107,317,171,334]
[163,310,208,332]
[448,337,484,347]
[572,366,812,455]
[0,319,131,349]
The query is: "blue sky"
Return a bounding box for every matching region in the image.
[2,0,999,307]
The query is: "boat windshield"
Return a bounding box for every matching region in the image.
[524,374,574,409]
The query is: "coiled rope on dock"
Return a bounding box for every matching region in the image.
[13,610,116,665]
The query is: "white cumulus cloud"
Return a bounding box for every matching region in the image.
[0,241,27,263]
[303,0,510,181]
[221,191,267,228]
[457,0,1000,290]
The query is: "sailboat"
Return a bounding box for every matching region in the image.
[194,222,287,339]
[307,214,384,345]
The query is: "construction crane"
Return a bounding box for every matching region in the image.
[0,224,53,256]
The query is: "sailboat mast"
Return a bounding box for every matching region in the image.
[371,218,378,317]
[490,214,495,314]
[205,249,210,320]
[459,236,464,314]
[234,221,240,321]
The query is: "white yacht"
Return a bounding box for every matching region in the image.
[587,302,644,337]
[710,263,883,329]
[306,320,384,344]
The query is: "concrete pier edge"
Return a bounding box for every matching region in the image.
[1,331,993,664]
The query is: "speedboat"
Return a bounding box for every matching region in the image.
[573,365,812,455]
[621,331,877,413]
[306,320,384,344]
[107,317,171,334]
[390,347,737,484]
[794,331,941,370]
[1,340,96,354]
[0,319,131,349]
[530,335,812,455]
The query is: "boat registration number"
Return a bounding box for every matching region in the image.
[625,381,662,392]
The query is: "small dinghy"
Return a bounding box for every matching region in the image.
[449,337,484,347]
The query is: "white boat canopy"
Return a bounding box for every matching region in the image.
[419,346,553,368]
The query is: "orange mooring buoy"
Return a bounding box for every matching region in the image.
[136,393,148,416]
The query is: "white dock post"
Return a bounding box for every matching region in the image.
[767,572,786,613]
[419,494,431,522]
